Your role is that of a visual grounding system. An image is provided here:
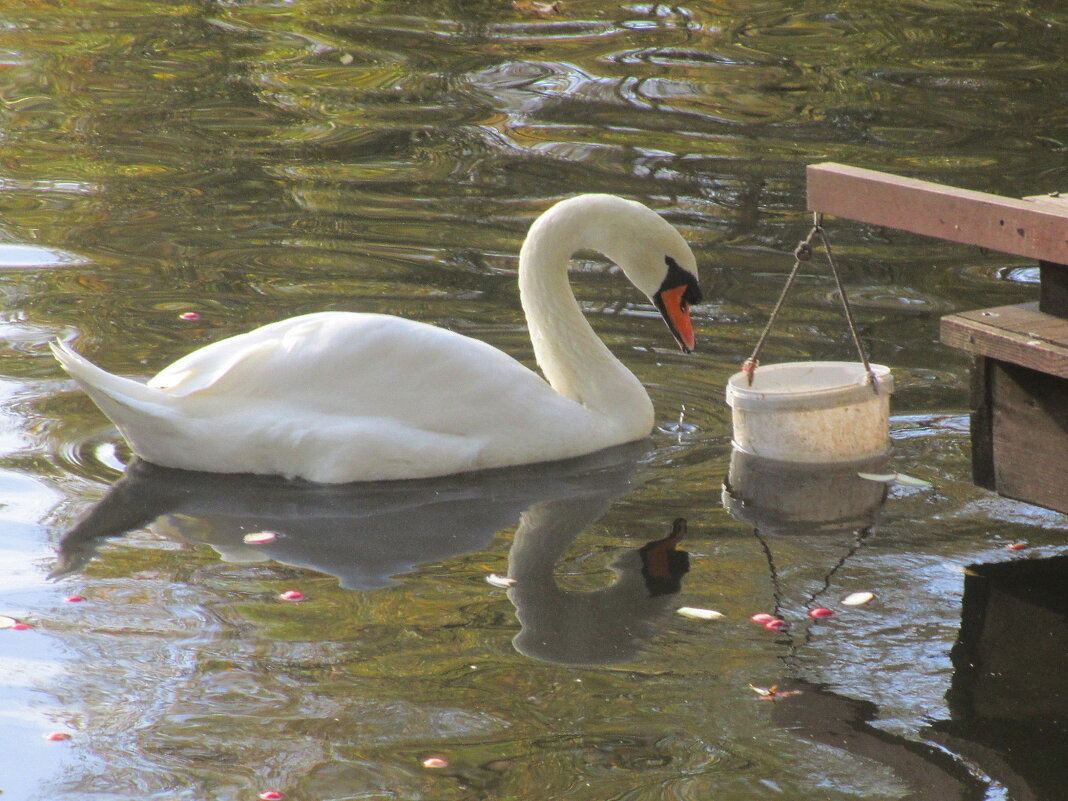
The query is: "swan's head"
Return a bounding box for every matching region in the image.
[529,194,703,352]
[596,197,703,353]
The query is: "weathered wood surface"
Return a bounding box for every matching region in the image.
[989,360,1068,515]
[807,163,1068,267]
[940,303,1068,378]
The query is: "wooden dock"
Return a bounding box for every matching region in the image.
[807,163,1068,515]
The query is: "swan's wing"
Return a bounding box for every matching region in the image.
[148,311,582,427]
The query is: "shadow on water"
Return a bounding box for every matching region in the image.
[54,439,692,666]
[763,555,1068,801]
[724,451,1068,800]
[929,555,1068,801]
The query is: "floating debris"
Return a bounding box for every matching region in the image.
[0,615,19,628]
[896,473,933,487]
[178,311,201,321]
[278,590,305,602]
[749,613,776,624]
[841,591,875,606]
[422,757,449,769]
[485,574,516,589]
[43,732,71,741]
[512,0,563,16]
[807,607,835,619]
[339,52,354,65]
[243,531,278,545]
[675,606,724,621]
[1006,542,1028,551]
[64,595,86,603]
[857,472,897,482]
[858,471,933,488]
[748,684,801,701]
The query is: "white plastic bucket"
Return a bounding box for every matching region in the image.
[725,361,893,463]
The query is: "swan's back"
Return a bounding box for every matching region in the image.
[59,313,623,482]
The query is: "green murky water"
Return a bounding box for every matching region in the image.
[0,1,1066,799]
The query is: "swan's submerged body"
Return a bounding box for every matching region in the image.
[53,194,701,483]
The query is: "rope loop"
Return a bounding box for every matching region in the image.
[741,213,879,394]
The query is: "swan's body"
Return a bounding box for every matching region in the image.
[52,194,701,483]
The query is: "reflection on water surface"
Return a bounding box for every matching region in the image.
[0,0,1066,799]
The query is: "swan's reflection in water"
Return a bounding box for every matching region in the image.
[55,440,690,665]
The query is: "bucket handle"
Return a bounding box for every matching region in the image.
[742,213,880,394]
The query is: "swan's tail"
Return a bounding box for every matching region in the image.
[50,340,174,428]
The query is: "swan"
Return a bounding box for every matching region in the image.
[51,194,702,483]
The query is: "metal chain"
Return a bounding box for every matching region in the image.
[742,213,879,394]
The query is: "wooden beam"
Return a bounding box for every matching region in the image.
[940,303,1068,378]
[807,163,1068,266]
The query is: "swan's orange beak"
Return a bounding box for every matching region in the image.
[655,284,696,353]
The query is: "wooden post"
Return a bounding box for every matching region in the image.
[806,164,1068,515]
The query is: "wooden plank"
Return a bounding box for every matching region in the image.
[1023,193,1068,213]
[990,361,1068,515]
[940,302,1068,378]
[807,163,1068,266]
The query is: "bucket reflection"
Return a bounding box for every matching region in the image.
[722,448,889,536]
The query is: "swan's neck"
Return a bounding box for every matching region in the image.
[518,204,653,434]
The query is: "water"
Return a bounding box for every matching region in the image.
[0,0,1066,798]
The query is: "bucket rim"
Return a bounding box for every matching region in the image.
[725,361,893,411]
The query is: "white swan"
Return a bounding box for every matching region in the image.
[51,194,702,483]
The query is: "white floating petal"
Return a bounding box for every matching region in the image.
[676,606,725,621]
[857,472,897,482]
[841,591,875,606]
[894,473,933,487]
[0,615,17,629]
[485,574,516,588]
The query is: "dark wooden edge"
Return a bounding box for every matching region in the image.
[970,356,995,490]
[1040,261,1068,318]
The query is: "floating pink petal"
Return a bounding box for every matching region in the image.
[763,619,788,631]
[11,622,32,630]
[279,590,305,602]
[44,732,71,741]
[422,757,449,769]
[749,613,775,624]
[259,792,284,801]
[1006,542,1028,551]
[244,531,278,545]
[179,311,201,321]
[64,595,86,603]
[807,608,835,619]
